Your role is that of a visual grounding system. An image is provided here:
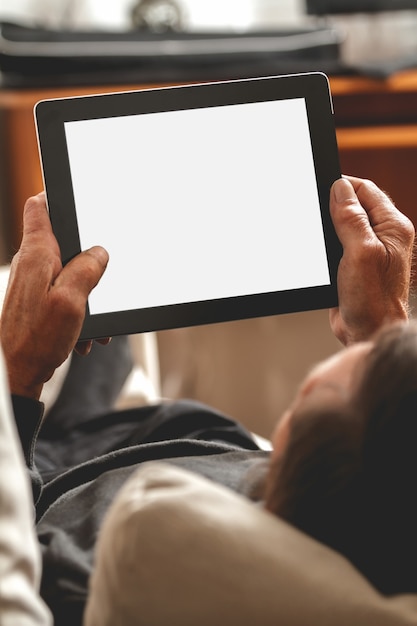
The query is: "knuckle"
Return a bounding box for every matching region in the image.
[84,255,101,278]
[80,254,104,289]
[400,215,415,243]
[50,288,84,322]
[352,238,405,279]
[389,214,415,250]
[359,178,374,190]
[352,239,379,265]
[357,178,380,197]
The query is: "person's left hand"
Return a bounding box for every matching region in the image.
[0,193,109,400]
[329,177,415,345]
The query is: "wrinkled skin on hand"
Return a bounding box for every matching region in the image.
[0,193,109,399]
[329,177,415,346]
[1,177,414,397]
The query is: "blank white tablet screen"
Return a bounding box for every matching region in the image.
[64,97,330,315]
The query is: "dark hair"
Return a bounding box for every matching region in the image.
[264,322,417,595]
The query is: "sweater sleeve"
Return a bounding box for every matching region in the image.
[0,352,52,625]
[12,395,45,506]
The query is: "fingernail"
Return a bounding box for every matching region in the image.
[333,178,355,203]
[89,246,109,267]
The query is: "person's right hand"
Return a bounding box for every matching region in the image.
[0,193,109,400]
[329,176,415,346]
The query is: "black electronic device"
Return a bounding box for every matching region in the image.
[35,72,341,339]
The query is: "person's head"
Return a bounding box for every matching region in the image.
[264,321,417,595]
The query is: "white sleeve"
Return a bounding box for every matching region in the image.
[0,348,52,626]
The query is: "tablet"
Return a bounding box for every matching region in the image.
[34,72,341,340]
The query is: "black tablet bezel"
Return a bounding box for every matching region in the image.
[35,72,341,340]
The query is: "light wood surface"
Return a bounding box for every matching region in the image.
[1,71,417,254]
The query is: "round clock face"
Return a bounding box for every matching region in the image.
[131,0,183,32]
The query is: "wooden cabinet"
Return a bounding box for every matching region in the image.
[332,72,417,231]
[1,72,417,256]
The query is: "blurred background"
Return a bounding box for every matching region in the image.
[1,0,417,438]
[1,0,303,31]
[2,0,417,65]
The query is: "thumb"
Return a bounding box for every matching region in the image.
[21,192,57,247]
[55,246,109,299]
[330,178,373,249]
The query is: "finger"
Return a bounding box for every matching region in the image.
[344,176,414,248]
[345,176,413,237]
[74,337,111,357]
[55,246,109,300]
[330,178,374,249]
[75,340,93,356]
[21,193,55,245]
[344,177,397,225]
[96,337,112,346]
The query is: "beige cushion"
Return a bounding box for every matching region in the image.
[84,462,417,626]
